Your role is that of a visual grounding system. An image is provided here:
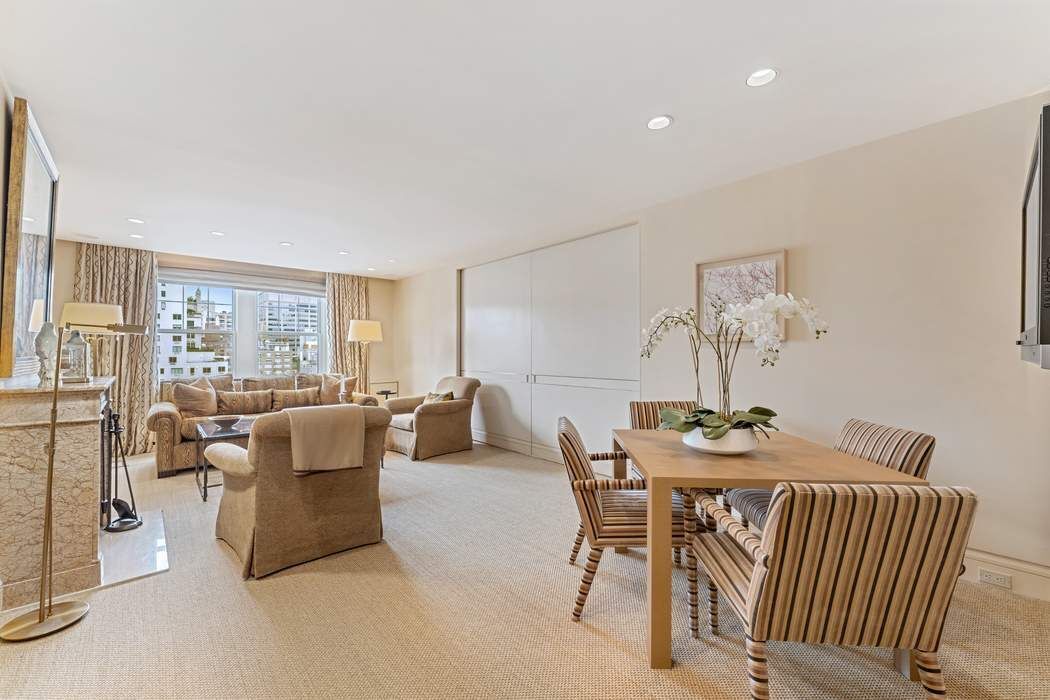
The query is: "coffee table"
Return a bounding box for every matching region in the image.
[194,418,256,502]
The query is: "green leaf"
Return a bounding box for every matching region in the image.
[701,413,727,428]
[746,406,777,418]
[702,423,732,440]
[730,411,777,426]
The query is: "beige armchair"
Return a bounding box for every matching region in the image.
[384,376,481,460]
[204,406,391,578]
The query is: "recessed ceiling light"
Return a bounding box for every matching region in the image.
[387,258,396,263]
[338,250,349,255]
[279,241,293,247]
[367,267,376,272]
[127,217,145,224]
[210,231,225,237]
[129,233,144,239]
[647,115,673,131]
[22,216,35,223]
[746,68,778,87]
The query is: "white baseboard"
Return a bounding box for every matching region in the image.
[962,548,1050,601]
[530,443,561,463]
[472,430,532,456]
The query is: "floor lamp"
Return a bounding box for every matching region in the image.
[0,309,148,642]
[347,319,382,393]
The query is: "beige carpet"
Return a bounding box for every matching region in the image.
[0,445,1047,699]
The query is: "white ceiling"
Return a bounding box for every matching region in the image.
[2,1,1049,278]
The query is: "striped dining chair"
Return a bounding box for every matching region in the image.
[557,417,694,620]
[725,418,936,530]
[688,483,977,699]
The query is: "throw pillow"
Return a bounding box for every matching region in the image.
[217,389,272,416]
[273,386,321,411]
[423,391,453,404]
[243,375,295,391]
[319,373,345,405]
[172,377,217,417]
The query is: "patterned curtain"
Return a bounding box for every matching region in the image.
[326,273,369,390]
[73,243,157,455]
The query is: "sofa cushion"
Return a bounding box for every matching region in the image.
[161,373,233,402]
[242,375,296,392]
[389,413,415,431]
[296,373,323,389]
[217,389,273,416]
[319,373,345,405]
[273,386,321,411]
[172,377,217,417]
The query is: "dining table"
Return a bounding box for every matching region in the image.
[609,428,929,671]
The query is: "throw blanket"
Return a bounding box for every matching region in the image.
[285,404,365,474]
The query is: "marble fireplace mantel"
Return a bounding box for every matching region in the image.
[0,375,113,610]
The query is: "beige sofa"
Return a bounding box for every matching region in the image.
[147,373,378,478]
[384,376,480,461]
[204,407,391,578]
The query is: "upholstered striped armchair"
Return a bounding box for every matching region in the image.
[688,483,977,699]
[557,417,693,621]
[725,418,936,530]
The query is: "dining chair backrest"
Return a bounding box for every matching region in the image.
[747,482,977,652]
[629,400,699,430]
[834,419,936,479]
[557,417,606,540]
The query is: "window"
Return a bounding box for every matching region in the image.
[156,282,234,381]
[256,292,322,375]
[156,280,325,379]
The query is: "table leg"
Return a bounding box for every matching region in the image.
[612,438,628,553]
[894,648,919,680]
[647,479,674,669]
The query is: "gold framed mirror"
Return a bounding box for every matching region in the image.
[1,97,59,377]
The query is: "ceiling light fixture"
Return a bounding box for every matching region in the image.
[646,115,673,131]
[127,218,145,224]
[129,233,144,239]
[279,241,293,247]
[338,250,349,255]
[210,231,225,237]
[746,68,778,87]
[367,267,376,272]
[387,258,396,263]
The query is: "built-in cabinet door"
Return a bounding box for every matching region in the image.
[461,254,532,454]
[529,225,640,458]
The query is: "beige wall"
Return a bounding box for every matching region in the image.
[367,277,397,385]
[393,267,457,396]
[50,238,76,319]
[641,91,1050,570]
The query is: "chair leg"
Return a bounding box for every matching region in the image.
[572,547,604,621]
[746,636,769,700]
[569,521,585,564]
[673,547,682,566]
[913,650,946,698]
[707,579,720,634]
[683,490,699,638]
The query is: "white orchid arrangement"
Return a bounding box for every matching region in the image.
[640,293,828,438]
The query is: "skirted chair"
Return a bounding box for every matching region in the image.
[725,418,936,530]
[557,417,694,620]
[384,376,481,460]
[686,483,977,699]
[203,406,391,578]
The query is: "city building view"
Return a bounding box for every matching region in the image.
[156,282,323,379]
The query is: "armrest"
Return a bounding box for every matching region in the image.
[415,398,472,416]
[386,395,425,414]
[347,392,378,407]
[203,443,255,478]
[572,478,647,492]
[697,494,766,565]
[146,401,183,444]
[588,450,628,462]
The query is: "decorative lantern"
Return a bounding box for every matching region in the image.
[61,330,91,383]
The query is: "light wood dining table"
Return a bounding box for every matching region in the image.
[610,428,929,670]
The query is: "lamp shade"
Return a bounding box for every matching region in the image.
[347,319,383,343]
[28,298,46,332]
[60,303,124,334]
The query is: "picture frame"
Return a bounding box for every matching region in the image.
[696,250,786,338]
[1,97,59,377]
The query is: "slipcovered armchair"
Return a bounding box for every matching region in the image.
[384,376,481,460]
[204,406,391,578]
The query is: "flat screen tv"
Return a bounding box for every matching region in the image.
[1021,103,1050,367]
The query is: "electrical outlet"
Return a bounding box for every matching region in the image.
[978,568,1012,589]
